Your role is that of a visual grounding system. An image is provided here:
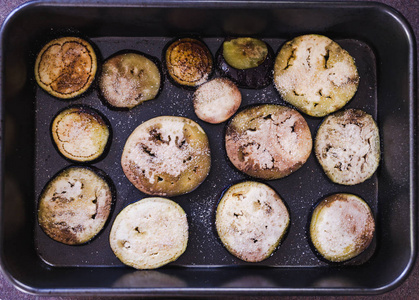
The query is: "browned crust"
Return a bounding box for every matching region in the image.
[165,38,213,87]
[225,104,312,179]
[34,37,97,99]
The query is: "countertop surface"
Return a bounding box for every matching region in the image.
[0,0,418,299]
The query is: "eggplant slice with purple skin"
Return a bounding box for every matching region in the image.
[216,37,274,89]
[216,181,290,262]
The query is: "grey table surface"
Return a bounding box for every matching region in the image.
[0,0,418,299]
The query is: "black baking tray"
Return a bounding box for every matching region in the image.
[0,0,416,296]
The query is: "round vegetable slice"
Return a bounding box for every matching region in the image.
[51,106,110,162]
[34,36,97,99]
[193,78,241,124]
[99,52,162,109]
[165,38,213,87]
[38,166,113,245]
[216,37,274,89]
[121,116,211,197]
[310,193,375,262]
[109,197,188,269]
[225,104,312,180]
[315,109,380,185]
[216,181,290,262]
[274,34,359,117]
[223,37,268,69]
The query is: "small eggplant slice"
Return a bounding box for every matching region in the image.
[34,36,97,99]
[165,38,213,87]
[223,37,268,69]
[99,52,162,109]
[193,78,241,124]
[38,166,113,245]
[51,106,110,162]
[216,37,274,89]
[310,193,375,262]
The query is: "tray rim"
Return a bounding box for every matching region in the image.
[0,0,417,296]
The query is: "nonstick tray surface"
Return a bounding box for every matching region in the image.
[0,0,416,296]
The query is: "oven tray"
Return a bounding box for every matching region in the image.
[0,0,416,296]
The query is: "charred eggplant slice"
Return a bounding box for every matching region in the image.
[99,52,162,109]
[51,106,110,162]
[216,37,274,89]
[34,36,97,99]
[38,166,113,245]
[164,38,213,87]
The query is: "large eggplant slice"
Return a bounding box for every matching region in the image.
[109,197,188,269]
[216,181,289,262]
[121,116,211,197]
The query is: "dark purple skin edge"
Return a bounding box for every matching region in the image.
[215,39,274,89]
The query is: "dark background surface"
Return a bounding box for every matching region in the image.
[0,0,418,299]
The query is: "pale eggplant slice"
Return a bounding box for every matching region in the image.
[310,193,375,262]
[193,78,242,124]
[51,106,110,162]
[225,104,312,180]
[121,116,211,197]
[109,197,188,269]
[216,181,290,262]
[164,38,213,87]
[216,37,274,89]
[34,36,97,99]
[315,109,380,185]
[38,166,113,245]
[274,34,359,117]
[99,52,162,109]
